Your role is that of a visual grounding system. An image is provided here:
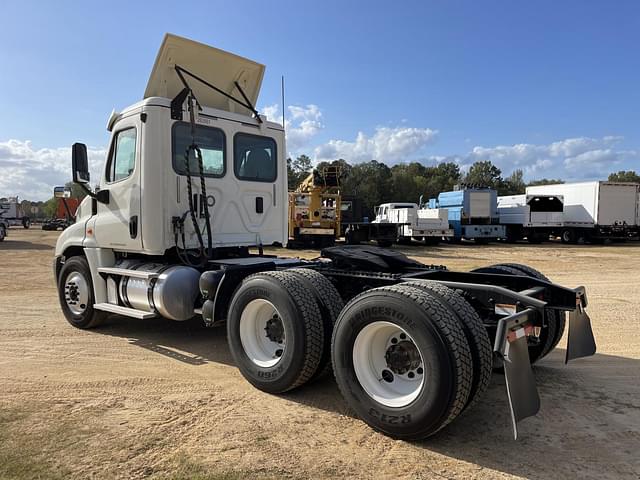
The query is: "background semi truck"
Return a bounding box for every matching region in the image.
[526,181,640,243]
[498,194,564,243]
[0,196,31,229]
[52,33,596,440]
[342,202,452,246]
[429,187,506,243]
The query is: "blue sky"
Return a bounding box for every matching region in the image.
[1,0,639,199]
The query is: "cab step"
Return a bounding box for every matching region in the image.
[93,303,157,319]
[97,267,159,280]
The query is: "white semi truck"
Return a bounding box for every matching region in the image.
[53,33,596,440]
[373,203,453,244]
[526,181,640,243]
[497,194,564,243]
[0,197,31,229]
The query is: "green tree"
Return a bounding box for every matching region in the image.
[608,170,640,183]
[342,160,392,217]
[42,197,58,218]
[463,160,503,189]
[500,169,526,195]
[527,178,564,186]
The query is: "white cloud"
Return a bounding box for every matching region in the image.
[314,126,438,164]
[0,140,106,201]
[261,103,324,155]
[457,136,636,179]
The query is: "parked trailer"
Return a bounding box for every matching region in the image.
[343,203,452,247]
[526,182,640,243]
[498,194,564,243]
[375,202,453,244]
[53,33,596,440]
[430,187,506,243]
[0,196,31,228]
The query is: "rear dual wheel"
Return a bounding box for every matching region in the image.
[470,263,566,363]
[331,283,491,439]
[227,269,343,393]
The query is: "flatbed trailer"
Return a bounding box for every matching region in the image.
[52,33,597,440]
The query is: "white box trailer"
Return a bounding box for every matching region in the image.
[498,194,564,243]
[526,181,640,243]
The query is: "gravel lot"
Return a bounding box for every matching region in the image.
[1,228,639,479]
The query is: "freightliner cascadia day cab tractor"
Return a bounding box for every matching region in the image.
[54,34,597,439]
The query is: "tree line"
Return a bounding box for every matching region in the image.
[287,155,640,218]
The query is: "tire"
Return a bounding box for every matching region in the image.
[57,256,107,329]
[471,264,562,364]
[331,284,473,439]
[504,226,521,243]
[561,228,576,244]
[345,231,359,245]
[0,225,6,242]
[423,236,440,246]
[401,281,492,412]
[493,263,566,356]
[287,268,344,378]
[377,239,393,248]
[474,238,490,245]
[227,271,324,393]
[22,217,30,229]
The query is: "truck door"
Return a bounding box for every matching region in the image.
[230,132,283,245]
[92,115,143,251]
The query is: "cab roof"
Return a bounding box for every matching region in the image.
[144,33,265,117]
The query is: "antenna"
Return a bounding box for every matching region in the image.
[281,75,285,129]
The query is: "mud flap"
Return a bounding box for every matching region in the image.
[503,333,540,439]
[494,309,540,439]
[565,303,597,363]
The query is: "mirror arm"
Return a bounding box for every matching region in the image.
[74,183,109,205]
[77,182,97,200]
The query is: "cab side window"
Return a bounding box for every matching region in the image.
[107,128,137,182]
[234,133,277,182]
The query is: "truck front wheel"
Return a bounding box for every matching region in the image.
[0,225,5,242]
[57,256,106,329]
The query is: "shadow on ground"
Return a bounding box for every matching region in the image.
[99,315,640,479]
[0,239,52,251]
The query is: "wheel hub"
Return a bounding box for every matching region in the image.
[385,340,422,375]
[64,272,89,315]
[264,315,284,343]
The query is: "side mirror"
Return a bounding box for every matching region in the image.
[54,186,71,198]
[72,143,90,184]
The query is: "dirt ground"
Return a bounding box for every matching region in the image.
[1,228,639,479]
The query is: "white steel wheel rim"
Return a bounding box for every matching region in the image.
[239,299,286,368]
[353,321,425,408]
[64,271,89,315]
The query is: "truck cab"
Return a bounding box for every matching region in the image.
[56,34,286,268]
